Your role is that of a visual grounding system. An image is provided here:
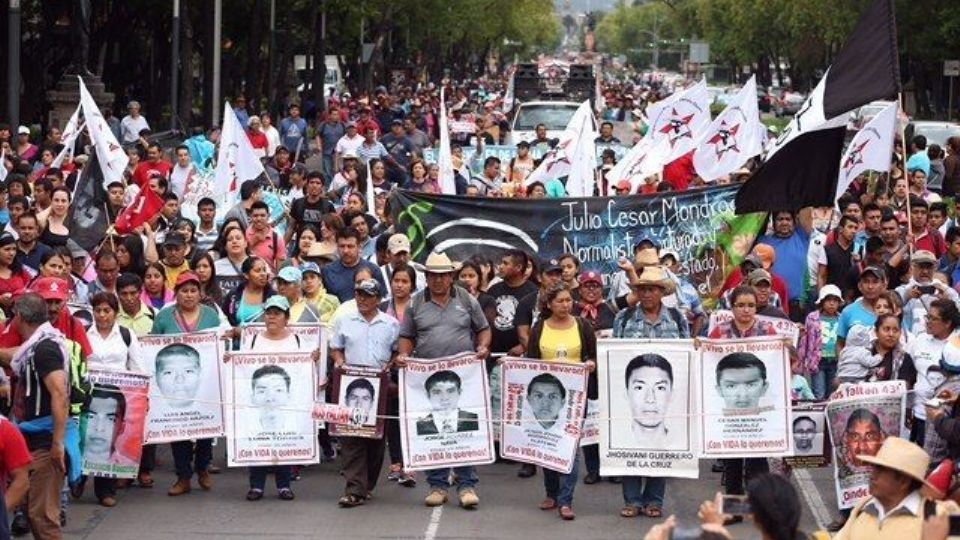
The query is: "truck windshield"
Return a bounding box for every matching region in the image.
[514,104,579,131]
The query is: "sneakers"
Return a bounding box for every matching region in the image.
[387,464,404,482]
[168,479,192,496]
[197,471,213,490]
[137,472,154,488]
[398,471,417,488]
[246,489,264,501]
[278,488,295,501]
[424,489,448,507]
[459,488,479,509]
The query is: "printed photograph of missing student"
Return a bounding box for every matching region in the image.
[609,353,690,451]
[82,385,135,466]
[525,373,566,435]
[415,370,479,436]
[836,408,886,476]
[340,376,379,427]
[792,415,823,456]
[249,364,293,433]
[154,343,202,409]
[714,352,770,413]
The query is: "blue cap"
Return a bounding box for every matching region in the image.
[300,262,321,276]
[276,266,303,283]
[263,296,290,313]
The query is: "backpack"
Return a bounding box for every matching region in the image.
[119,325,132,348]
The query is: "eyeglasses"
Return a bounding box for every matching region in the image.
[844,432,883,443]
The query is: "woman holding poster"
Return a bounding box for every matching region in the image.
[150,271,226,497]
[75,292,147,507]
[241,296,307,501]
[707,285,777,524]
[526,283,596,521]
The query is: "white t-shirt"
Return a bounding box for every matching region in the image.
[170,163,196,198]
[120,115,151,143]
[264,125,281,157]
[86,323,145,373]
[247,332,302,353]
[907,332,949,419]
[334,133,364,158]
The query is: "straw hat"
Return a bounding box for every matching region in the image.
[634,247,660,267]
[306,242,336,260]
[857,437,934,489]
[420,251,462,274]
[631,266,675,293]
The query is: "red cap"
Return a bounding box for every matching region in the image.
[174,271,201,290]
[579,271,603,286]
[31,277,69,301]
[616,180,632,192]
[926,458,954,498]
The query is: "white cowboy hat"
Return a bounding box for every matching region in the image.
[419,251,462,274]
[630,266,675,294]
[857,437,935,490]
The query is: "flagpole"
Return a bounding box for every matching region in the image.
[898,93,914,257]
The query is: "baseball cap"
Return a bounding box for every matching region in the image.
[660,249,680,264]
[912,250,937,265]
[345,121,358,129]
[300,262,321,276]
[616,180,632,192]
[163,233,186,248]
[542,259,562,273]
[816,284,844,305]
[741,254,763,269]
[276,266,303,284]
[355,279,382,296]
[174,271,201,290]
[388,233,411,255]
[263,295,291,314]
[859,266,886,280]
[579,271,603,286]
[32,277,69,301]
[746,268,772,286]
[634,236,659,251]
[17,125,30,135]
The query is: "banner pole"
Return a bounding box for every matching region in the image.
[898,93,914,258]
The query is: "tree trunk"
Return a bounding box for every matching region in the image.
[179,2,196,127]
[312,0,326,114]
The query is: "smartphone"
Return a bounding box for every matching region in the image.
[720,495,752,516]
[950,514,960,536]
[919,285,936,295]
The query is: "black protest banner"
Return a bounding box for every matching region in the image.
[390,185,766,300]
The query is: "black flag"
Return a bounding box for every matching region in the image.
[67,152,110,252]
[735,0,900,214]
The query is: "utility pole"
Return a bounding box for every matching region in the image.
[170,0,180,131]
[212,0,222,126]
[7,0,21,129]
[652,11,660,69]
[267,0,276,115]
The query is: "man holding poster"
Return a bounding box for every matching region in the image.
[397,251,491,510]
[330,279,399,508]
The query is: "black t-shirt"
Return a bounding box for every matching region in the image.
[824,241,856,295]
[486,280,539,353]
[18,339,66,450]
[514,291,540,331]
[290,197,335,234]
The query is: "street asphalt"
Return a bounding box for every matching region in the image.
[58,443,838,539]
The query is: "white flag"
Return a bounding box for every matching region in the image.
[605,136,671,194]
[835,101,897,200]
[692,76,763,182]
[213,101,266,198]
[502,70,515,114]
[645,77,711,161]
[365,158,376,219]
[78,76,128,189]
[524,100,596,192]
[51,104,83,169]
[437,88,457,194]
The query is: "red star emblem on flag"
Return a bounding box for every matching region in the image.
[842,140,870,179]
[707,121,741,160]
[658,108,695,147]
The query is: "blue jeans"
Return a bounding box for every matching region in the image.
[249,466,292,491]
[811,359,838,400]
[322,154,335,183]
[543,455,579,507]
[171,439,213,481]
[426,466,478,492]
[622,476,666,508]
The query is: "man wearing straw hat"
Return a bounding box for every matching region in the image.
[397,251,491,510]
[835,437,956,539]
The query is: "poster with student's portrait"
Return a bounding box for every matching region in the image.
[81,370,150,479]
[698,337,792,458]
[579,399,600,447]
[142,332,224,444]
[224,351,319,467]
[499,358,588,474]
[784,402,831,469]
[329,367,387,439]
[240,324,329,390]
[826,381,906,510]
[598,339,700,479]
[399,353,494,471]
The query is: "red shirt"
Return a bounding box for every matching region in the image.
[663,152,695,191]
[914,228,947,258]
[132,160,173,189]
[0,310,93,356]
[0,417,32,479]
[247,131,269,153]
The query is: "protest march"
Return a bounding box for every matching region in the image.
[3,0,960,538]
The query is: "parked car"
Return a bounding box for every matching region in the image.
[904,120,960,149]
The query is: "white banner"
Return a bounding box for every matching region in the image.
[598,339,700,478]
[693,76,763,182]
[499,358,588,473]
[224,351,319,467]
[400,353,494,471]
[438,88,457,194]
[646,77,711,161]
[142,332,225,444]
[835,101,897,200]
[78,76,128,188]
[826,381,906,510]
[708,310,800,346]
[698,337,793,458]
[81,370,150,479]
[580,399,600,447]
[213,100,266,198]
[240,323,328,390]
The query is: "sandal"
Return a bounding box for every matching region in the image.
[642,506,663,518]
[539,497,558,510]
[558,505,576,520]
[338,494,365,508]
[620,505,641,518]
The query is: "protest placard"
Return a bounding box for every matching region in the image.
[224,351,319,467]
[580,399,600,447]
[141,332,225,444]
[598,339,700,478]
[399,353,494,471]
[81,370,150,479]
[708,310,800,346]
[699,337,792,458]
[825,381,906,510]
[499,358,588,474]
[329,367,387,439]
[241,323,328,389]
[784,402,831,469]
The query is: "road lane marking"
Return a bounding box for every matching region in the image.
[794,468,831,530]
[424,506,443,540]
